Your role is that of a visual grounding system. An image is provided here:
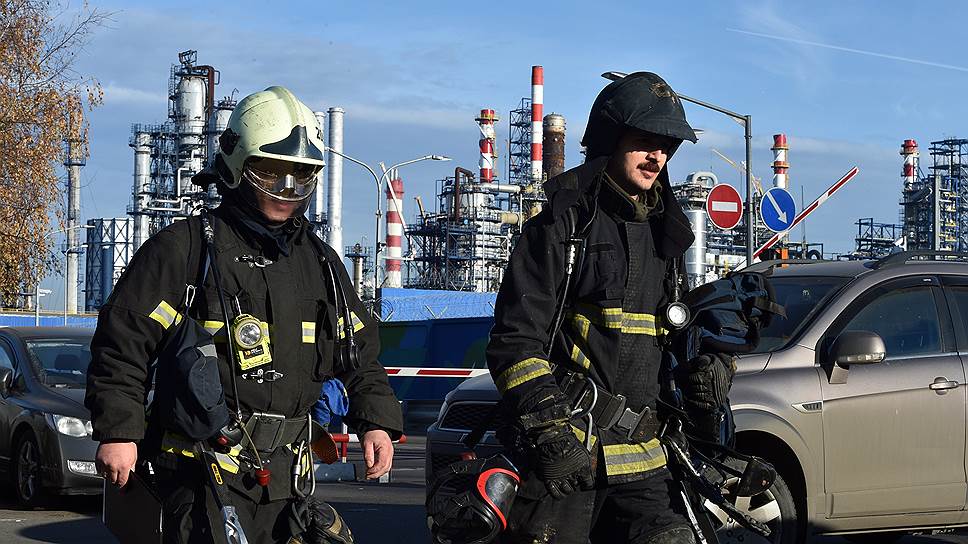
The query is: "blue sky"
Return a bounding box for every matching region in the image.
[40,0,968,306]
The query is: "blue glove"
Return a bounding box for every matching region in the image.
[312,378,349,427]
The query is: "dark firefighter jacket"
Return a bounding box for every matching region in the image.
[486,156,694,484]
[85,204,403,461]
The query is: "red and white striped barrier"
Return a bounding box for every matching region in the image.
[752,166,859,260]
[384,367,491,378]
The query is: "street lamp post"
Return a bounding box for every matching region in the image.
[323,149,450,296]
[35,225,94,323]
[63,243,87,324]
[601,72,755,263]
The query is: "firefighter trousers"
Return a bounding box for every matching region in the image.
[153,463,296,544]
[501,466,695,544]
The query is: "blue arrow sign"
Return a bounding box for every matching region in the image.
[760,187,796,233]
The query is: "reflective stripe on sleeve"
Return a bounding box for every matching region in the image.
[602,439,667,477]
[495,357,552,394]
[302,322,316,343]
[570,424,598,448]
[569,342,591,370]
[148,300,182,330]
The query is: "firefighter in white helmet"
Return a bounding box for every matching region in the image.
[88,87,402,543]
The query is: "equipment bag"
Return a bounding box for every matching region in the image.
[669,271,784,447]
[150,216,232,442]
[678,271,785,359]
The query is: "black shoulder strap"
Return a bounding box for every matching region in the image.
[177,215,210,314]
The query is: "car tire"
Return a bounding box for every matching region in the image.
[12,433,47,508]
[701,456,802,544]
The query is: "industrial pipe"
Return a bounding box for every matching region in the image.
[453,167,475,221]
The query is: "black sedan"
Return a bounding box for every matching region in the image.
[0,327,100,506]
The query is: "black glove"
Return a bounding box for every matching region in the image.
[679,353,735,412]
[288,496,354,544]
[529,423,594,500]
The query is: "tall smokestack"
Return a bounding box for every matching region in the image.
[64,112,84,314]
[310,111,326,231]
[476,109,499,182]
[901,139,919,190]
[530,66,543,183]
[130,130,152,251]
[385,170,404,288]
[771,134,789,189]
[326,107,344,260]
[542,113,566,180]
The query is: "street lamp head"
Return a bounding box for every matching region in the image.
[429,155,451,161]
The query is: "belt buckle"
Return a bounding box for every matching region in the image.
[615,406,652,442]
[246,412,286,452]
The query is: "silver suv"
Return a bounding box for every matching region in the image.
[426,253,968,543]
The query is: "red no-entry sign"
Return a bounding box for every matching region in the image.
[706,184,744,230]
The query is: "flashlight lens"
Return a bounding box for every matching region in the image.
[667,304,689,327]
[238,322,262,347]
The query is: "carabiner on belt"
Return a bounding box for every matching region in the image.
[569,376,598,452]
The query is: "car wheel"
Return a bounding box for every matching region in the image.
[13,434,46,508]
[702,457,801,544]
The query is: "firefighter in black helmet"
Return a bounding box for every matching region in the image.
[486,72,699,543]
[87,86,402,543]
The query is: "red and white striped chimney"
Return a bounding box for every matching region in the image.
[476,109,498,182]
[771,134,789,189]
[531,65,544,183]
[385,170,404,288]
[901,139,919,190]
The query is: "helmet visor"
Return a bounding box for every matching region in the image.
[243,157,320,201]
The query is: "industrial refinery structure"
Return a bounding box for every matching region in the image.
[82,50,347,310]
[60,49,968,314]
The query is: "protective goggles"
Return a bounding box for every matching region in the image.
[242,158,320,202]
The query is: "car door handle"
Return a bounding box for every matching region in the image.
[929,377,960,393]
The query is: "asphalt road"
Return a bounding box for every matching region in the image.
[0,437,964,543]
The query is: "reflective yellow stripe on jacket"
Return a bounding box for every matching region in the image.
[302,322,316,343]
[337,312,365,340]
[148,300,182,330]
[495,357,552,394]
[160,431,241,473]
[602,439,666,477]
[571,303,665,336]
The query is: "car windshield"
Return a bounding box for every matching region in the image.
[751,276,849,353]
[25,339,91,388]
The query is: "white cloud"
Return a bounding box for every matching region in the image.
[101,83,168,106]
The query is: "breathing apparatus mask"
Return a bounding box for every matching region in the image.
[427,454,521,544]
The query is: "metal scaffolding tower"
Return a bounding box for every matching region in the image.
[507,98,532,187]
[901,138,968,252]
[854,218,902,258]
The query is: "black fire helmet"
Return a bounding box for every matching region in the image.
[581,72,698,160]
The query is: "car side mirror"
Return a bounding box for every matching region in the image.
[0,368,13,398]
[825,330,886,385]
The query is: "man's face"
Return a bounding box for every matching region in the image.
[251,188,304,224]
[606,130,677,193]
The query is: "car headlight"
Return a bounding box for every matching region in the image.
[50,414,93,438]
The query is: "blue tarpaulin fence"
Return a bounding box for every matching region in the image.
[379,287,496,321]
[0,312,97,328]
